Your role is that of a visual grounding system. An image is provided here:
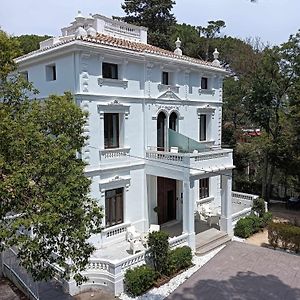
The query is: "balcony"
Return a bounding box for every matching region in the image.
[146,129,233,174]
[146,147,233,173]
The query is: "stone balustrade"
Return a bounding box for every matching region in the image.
[99,147,130,162]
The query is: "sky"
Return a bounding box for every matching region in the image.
[0,0,299,46]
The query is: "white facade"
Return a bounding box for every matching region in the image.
[15,12,242,296]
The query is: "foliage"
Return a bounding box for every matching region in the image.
[124,265,157,296]
[167,246,192,275]
[268,222,300,253]
[0,30,21,80]
[13,35,51,55]
[118,0,176,49]
[0,30,103,284]
[252,197,266,217]
[261,212,273,227]
[148,231,169,275]
[234,214,262,238]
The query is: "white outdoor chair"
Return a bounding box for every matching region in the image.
[207,215,220,227]
[149,224,160,233]
[126,225,141,241]
[129,239,144,255]
[170,147,179,153]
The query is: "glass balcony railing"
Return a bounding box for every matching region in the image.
[168,129,210,153]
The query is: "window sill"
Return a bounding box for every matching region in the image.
[158,84,179,93]
[198,88,215,95]
[98,77,128,88]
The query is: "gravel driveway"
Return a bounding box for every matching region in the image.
[167,241,300,300]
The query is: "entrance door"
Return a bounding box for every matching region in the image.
[157,177,177,225]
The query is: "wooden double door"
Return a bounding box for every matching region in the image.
[157,177,177,225]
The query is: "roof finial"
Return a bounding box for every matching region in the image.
[212,48,220,67]
[174,37,182,56]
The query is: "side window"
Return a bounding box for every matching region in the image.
[199,178,209,199]
[201,77,208,89]
[104,113,120,149]
[103,63,118,79]
[162,71,169,85]
[199,114,207,141]
[46,64,56,81]
[105,188,124,227]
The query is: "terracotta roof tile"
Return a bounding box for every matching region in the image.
[16,33,224,70]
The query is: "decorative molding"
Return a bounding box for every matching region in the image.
[158,90,181,101]
[97,102,130,117]
[198,88,216,96]
[99,176,131,192]
[158,84,179,94]
[197,105,216,115]
[98,77,128,89]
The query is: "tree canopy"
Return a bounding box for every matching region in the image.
[0,30,103,283]
[119,0,176,49]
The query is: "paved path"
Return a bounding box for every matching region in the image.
[167,242,300,300]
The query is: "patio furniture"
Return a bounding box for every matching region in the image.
[126,226,145,254]
[129,239,144,255]
[149,224,160,233]
[126,225,141,241]
[207,215,220,227]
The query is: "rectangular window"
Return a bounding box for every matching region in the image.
[162,71,169,85]
[20,71,28,82]
[199,114,207,141]
[104,113,119,149]
[199,178,209,199]
[102,63,118,79]
[201,77,208,89]
[46,64,56,81]
[105,188,124,227]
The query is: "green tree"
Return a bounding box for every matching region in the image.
[0,30,103,284]
[197,20,226,61]
[13,34,51,55]
[118,0,176,50]
[245,33,300,201]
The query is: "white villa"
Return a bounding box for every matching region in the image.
[15,12,257,296]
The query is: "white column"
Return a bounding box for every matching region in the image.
[182,179,195,251]
[220,172,233,236]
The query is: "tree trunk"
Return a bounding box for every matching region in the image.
[265,163,275,202]
[261,151,269,201]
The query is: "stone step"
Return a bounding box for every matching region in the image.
[195,233,231,256]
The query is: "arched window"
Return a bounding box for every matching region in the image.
[157,112,166,151]
[169,112,178,132]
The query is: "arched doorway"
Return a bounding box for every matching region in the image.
[157,111,166,151]
[169,112,178,132]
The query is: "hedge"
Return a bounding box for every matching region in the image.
[234,214,262,238]
[167,246,192,276]
[148,231,169,275]
[268,222,300,253]
[124,265,157,297]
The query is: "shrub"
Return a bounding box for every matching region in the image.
[234,217,254,238]
[234,214,262,238]
[268,222,300,253]
[167,246,192,275]
[252,197,266,217]
[261,212,273,227]
[268,222,280,249]
[124,265,156,297]
[148,231,169,275]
